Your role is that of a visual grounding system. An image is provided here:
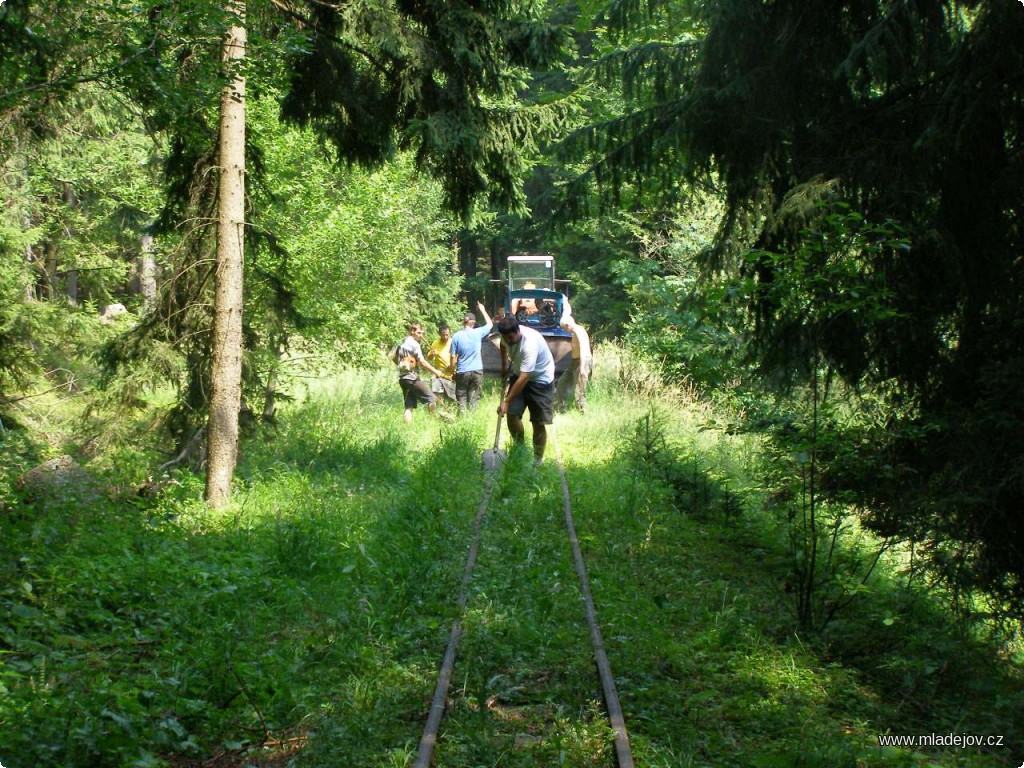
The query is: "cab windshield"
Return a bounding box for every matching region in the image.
[507,258,555,292]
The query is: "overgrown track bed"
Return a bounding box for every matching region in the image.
[414,427,634,767]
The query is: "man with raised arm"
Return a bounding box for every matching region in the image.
[449,301,493,415]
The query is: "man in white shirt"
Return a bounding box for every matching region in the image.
[497,315,555,464]
[394,322,447,423]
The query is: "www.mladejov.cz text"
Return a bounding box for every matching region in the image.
[877,733,1005,748]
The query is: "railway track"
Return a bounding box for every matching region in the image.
[414,426,634,767]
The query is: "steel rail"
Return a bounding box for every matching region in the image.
[554,432,636,768]
[416,422,635,767]
[414,464,498,767]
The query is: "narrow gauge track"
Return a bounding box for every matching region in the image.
[414,427,635,767]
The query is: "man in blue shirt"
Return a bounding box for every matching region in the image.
[449,301,493,415]
[497,314,555,464]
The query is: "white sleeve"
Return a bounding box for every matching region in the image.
[519,335,538,373]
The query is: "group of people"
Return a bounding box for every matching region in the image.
[393,303,592,465]
[393,302,496,423]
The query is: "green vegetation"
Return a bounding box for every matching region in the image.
[2,360,1020,767]
[4,0,1022,615]
[3,1,1023,765]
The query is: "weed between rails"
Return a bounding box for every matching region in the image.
[436,443,616,765]
[1,371,1021,767]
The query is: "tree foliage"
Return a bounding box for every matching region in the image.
[1,0,569,460]
[253,95,462,364]
[572,0,1024,616]
[279,0,570,218]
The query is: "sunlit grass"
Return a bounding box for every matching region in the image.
[1,363,1020,767]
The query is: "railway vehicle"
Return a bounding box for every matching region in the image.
[482,254,573,374]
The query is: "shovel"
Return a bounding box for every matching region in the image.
[481,383,509,471]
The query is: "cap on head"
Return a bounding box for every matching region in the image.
[560,316,575,331]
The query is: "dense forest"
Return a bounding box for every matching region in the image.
[2,0,1022,766]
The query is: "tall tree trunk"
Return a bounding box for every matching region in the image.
[62,180,78,305]
[139,233,157,313]
[205,0,247,508]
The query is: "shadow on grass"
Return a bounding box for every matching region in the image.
[0,381,498,767]
[551,407,1022,767]
[1,382,1020,768]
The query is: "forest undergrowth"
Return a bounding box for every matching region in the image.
[0,360,1021,767]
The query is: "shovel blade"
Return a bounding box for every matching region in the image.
[481,448,507,471]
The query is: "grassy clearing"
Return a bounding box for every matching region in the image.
[1,361,1021,767]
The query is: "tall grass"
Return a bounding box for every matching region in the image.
[0,357,1020,767]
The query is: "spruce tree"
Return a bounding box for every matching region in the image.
[573,0,1024,615]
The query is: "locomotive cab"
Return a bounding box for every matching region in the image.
[483,254,573,374]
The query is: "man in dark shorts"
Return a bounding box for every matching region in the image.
[394,322,447,423]
[497,314,556,464]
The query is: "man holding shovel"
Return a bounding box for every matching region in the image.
[496,314,556,465]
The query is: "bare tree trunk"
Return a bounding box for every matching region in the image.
[24,236,36,301]
[262,335,285,422]
[205,0,247,509]
[139,233,157,312]
[45,243,58,300]
[62,181,78,305]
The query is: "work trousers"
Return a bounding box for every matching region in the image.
[554,357,592,413]
[454,370,483,414]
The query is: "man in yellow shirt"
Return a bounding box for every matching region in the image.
[554,316,593,414]
[427,323,456,403]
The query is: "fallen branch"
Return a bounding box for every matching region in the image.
[159,425,206,470]
[228,660,269,743]
[0,375,80,405]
